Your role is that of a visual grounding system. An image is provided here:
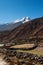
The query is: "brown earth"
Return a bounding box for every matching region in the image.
[2,17,43,43]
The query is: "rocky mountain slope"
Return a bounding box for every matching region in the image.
[0,22,22,31]
[1,17,43,43]
[0,17,30,42]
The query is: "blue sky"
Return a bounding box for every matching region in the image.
[0,0,43,24]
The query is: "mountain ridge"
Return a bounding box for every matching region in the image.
[0,17,30,31]
[1,17,43,43]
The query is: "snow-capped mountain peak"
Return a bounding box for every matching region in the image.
[14,17,30,23]
[0,16,30,31]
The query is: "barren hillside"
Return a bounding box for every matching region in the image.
[1,17,43,43]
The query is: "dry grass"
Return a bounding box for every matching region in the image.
[11,43,43,56]
[11,43,34,48]
[17,47,43,56]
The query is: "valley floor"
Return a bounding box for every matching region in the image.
[17,47,43,56]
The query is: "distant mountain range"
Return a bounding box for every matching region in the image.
[0,17,30,41]
[0,22,22,31]
[0,17,30,31]
[0,17,43,43]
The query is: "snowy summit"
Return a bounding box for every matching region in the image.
[14,17,30,23]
